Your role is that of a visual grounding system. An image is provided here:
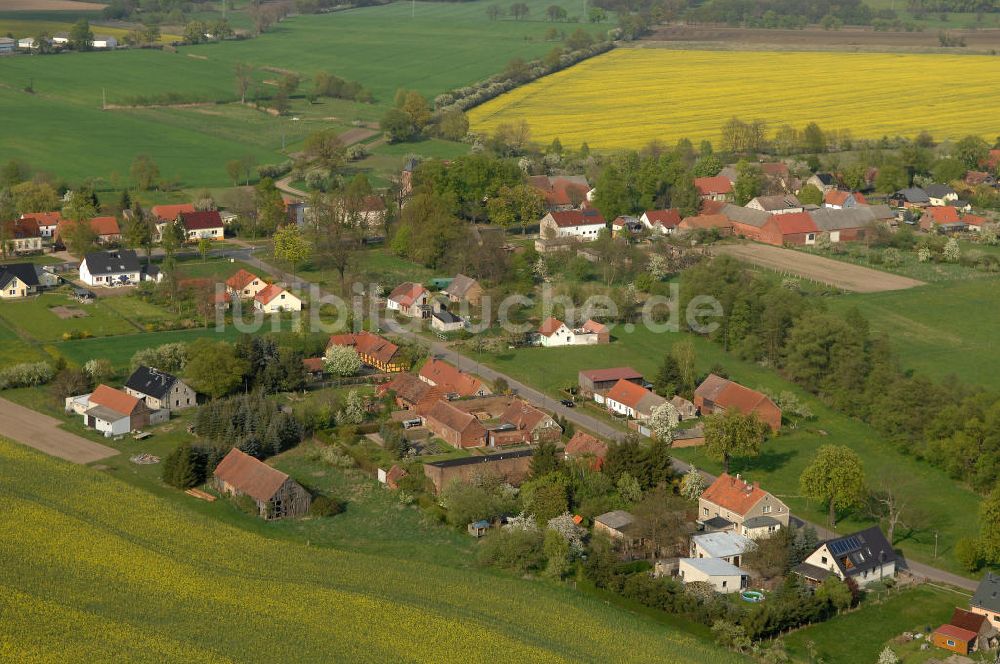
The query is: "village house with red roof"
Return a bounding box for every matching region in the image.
[537,317,609,347]
[64,383,160,437]
[254,284,301,313]
[693,176,733,202]
[563,431,608,470]
[640,208,682,235]
[19,210,62,238]
[527,174,590,211]
[604,378,666,421]
[698,472,790,538]
[694,374,781,432]
[179,210,224,241]
[387,281,430,318]
[539,209,606,242]
[225,269,267,299]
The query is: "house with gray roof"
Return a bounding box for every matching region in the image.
[0,263,59,299]
[124,366,197,412]
[594,510,635,543]
[679,557,749,593]
[970,571,1000,628]
[690,531,755,566]
[925,183,959,207]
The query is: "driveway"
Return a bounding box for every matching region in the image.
[0,397,118,464]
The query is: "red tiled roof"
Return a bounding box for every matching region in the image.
[499,399,550,432]
[89,216,120,236]
[986,149,1000,170]
[538,317,565,337]
[580,367,642,383]
[388,282,427,308]
[582,319,608,335]
[527,175,590,207]
[694,176,733,196]
[379,372,430,402]
[696,374,777,418]
[547,210,606,228]
[418,358,485,397]
[679,214,731,231]
[772,212,818,235]
[4,217,40,239]
[606,379,654,410]
[700,200,727,215]
[760,162,790,178]
[302,357,325,373]
[226,269,260,290]
[564,431,608,460]
[213,448,290,502]
[950,608,987,633]
[854,192,868,205]
[20,211,62,227]
[90,384,142,416]
[934,624,977,643]
[925,206,960,224]
[644,209,681,228]
[425,399,484,436]
[254,284,286,305]
[966,171,991,185]
[963,214,988,226]
[151,203,195,223]
[180,210,223,231]
[329,331,400,366]
[824,190,851,206]
[700,473,768,516]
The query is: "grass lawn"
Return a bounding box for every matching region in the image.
[783,584,968,664]
[269,246,437,294]
[829,278,1000,390]
[0,291,140,341]
[0,0,606,187]
[175,257,269,282]
[481,324,982,575]
[53,325,246,368]
[0,317,47,366]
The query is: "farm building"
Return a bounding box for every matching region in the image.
[213,448,311,519]
[65,384,160,437]
[20,211,62,238]
[527,174,590,210]
[823,190,865,209]
[943,608,999,652]
[378,372,445,411]
[327,331,407,373]
[698,472,790,534]
[794,526,896,588]
[604,379,666,420]
[430,308,466,333]
[422,449,534,493]
[693,176,733,202]
[418,358,490,398]
[689,532,754,567]
[2,218,42,254]
[594,510,636,543]
[423,400,487,449]
[487,399,561,447]
[931,624,977,656]
[578,367,644,398]
[694,374,781,432]
[441,273,483,305]
[538,209,606,241]
[124,366,197,412]
[746,194,802,215]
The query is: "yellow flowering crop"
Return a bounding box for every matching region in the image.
[469,48,1000,150]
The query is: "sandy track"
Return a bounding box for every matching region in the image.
[4,0,105,9]
[0,397,118,464]
[712,243,925,293]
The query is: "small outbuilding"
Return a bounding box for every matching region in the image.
[213,448,311,519]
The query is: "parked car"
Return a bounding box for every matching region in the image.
[560,399,575,408]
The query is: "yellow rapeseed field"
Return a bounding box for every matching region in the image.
[469,48,1000,150]
[0,439,741,663]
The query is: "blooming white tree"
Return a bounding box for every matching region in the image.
[648,401,680,443]
[324,344,362,377]
[533,257,550,282]
[917,245,932,263]
[546,512,586,556]
[340,389,365,425]
[877,646,899,664]
[647,253,669,281]
[944,237,961,262]
[680,466,705,501]
[504,513,539,532]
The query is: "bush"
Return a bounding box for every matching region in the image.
[0,361,54,390]
[955,537,983,572]
[476,527,545,574]
[309,495,344,517]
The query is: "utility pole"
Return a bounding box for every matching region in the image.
[102,87,106,110]
[934,530,939,558]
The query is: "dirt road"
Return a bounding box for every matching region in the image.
[712,243,925,292]
[0,397,118,464]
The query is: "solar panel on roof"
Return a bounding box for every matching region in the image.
[828,536,862,556]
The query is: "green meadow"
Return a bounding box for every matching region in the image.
[0,0,608,187]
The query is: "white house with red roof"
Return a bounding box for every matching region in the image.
[254,284,301,313]
[225,269,267,299]
[640,209,682,235]
[20,211,62,238]
[537,317,610,347]
[694,176,733,202]
[387,282,430,318]
[179,210,224,241]
[604,379,666,420]
[539,209,606,241]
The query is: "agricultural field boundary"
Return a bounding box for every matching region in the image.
[710,243,925,292]
[0,397,118,464]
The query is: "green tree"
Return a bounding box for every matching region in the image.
[509,2,530,20]
[184,339,249,399]
[815,575,852,613]
[703,410,768,474]
[653,353,682,396]
[931,157,967,183]
[800,444,867,527]
[11,181,58,214]
[380,107,415,143]
[954,134,989,170]
[69,19,93,50]
[197,237,212,262]
[130,154,160,191]
[304,129,346,173]
[546,4,567,21]
[62,219,98,258]
[234,62,254,104]
[875,162,909,193]
[437,108,469,141]
[797,183,823,206]
[979,485,1000,564]
[226,159,242,186]
[254,178,285,237]
[122,205,155,263]
[162,444,201,489]
[543,528,571,578]
[734,160,763,206]
[272,223,312,279]
[486,4,500,20]
[530,440,563,478]
[803,122,826,153]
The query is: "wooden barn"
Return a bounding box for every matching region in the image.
[213,448,311,519]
